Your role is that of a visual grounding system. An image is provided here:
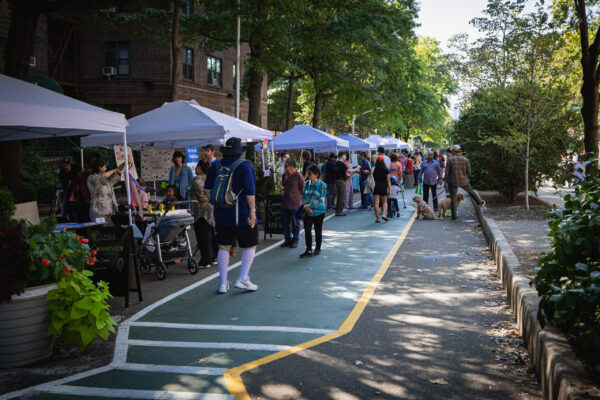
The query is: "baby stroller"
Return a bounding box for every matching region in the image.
[138,208,198,280]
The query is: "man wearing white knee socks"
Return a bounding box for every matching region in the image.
[205,137,259,293]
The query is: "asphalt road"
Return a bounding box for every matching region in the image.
[2,189,542,400]
[241,198,542,399]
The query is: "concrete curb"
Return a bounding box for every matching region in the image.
[530,193,556,209]
[470,197,600,400]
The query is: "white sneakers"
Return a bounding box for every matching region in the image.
[218,279,258,293]
[218,283,230,294]
[234,279,258,291]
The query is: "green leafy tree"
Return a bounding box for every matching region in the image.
[551,0,600,158]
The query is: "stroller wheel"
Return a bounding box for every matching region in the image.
[138,257,151,274]
[155,263,167,280]
[188,258,199,275]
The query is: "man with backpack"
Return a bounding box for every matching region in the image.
[204,137,259,294]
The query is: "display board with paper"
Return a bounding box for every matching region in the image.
[140,146,172,181]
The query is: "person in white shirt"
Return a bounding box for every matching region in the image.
[387,184,401,217]
[377,146,391,169]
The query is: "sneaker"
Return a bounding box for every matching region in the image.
[299,250,312,258]
[235,279,258,291]
[313,249,321,256]
[280,241,291,248]
[218,283,229,294]
[290,242,298,248]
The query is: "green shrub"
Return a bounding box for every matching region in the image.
[47,269,116,351]
[532,160,600,372]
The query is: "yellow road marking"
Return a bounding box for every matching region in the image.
[224,210,418,399]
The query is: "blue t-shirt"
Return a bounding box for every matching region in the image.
[204,157,256,226]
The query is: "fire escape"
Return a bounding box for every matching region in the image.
[48,14,81,99]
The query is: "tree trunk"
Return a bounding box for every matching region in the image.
[312,90,324,128]
[170,1,181,102]
[1,2,41,202]
[247,67,263,126]
[525,133,530,210]
[285,73,295,130]
[580,71,599,157]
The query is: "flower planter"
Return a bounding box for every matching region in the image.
[0,283,56,368]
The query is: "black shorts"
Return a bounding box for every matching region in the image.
[216,224,259,248]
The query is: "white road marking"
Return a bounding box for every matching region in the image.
[128,340,291,352]
[130,322,336,335]
[0,365,114,400]
[118,363,227,375]
[0,201,361,400]
[43,385,234,399]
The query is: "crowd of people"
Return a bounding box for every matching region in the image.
[56,136,487,294]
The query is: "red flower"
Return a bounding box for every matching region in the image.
[91,250,97,256]
[63,266,72,274]
[80,238,89,244]
[41,258,51,266]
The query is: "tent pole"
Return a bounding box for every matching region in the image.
[122,132,133,226]
[80,148,84,169]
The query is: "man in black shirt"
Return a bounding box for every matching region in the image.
[324,153,338,210]
[334,153,349,216]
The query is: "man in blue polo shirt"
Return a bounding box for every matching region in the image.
[205,137,258,294]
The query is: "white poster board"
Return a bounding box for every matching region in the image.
[141,146,172,181]
[114,145,138,180]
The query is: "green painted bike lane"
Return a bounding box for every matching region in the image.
[10,190,416,400]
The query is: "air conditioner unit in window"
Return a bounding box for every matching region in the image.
[102,66,116,77]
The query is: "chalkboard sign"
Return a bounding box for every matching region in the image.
[88,226,132,297]
[264,195,283,239]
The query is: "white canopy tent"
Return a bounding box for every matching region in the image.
[0,74,128,141]
[0,73,134,223]
[81,99,272,148]
[383,136,410,150]
[364,135,397,150]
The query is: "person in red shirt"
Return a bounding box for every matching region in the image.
[405,155,414,188]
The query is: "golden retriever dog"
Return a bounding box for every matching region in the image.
[413,195,436,220]
[438,193,464,219]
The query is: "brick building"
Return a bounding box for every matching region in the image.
[0,1,268,127]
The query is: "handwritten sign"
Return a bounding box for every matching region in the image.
[88,226,132,297]
[264,195,284,239]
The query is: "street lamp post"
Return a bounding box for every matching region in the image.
[351,108,382,136]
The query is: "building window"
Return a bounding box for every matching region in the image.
[104,42,130,75]
[183,47,194,81]
[207,56,222,88]
[182,0,194,16]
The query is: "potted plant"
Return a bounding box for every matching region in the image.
[0,181,116,368]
